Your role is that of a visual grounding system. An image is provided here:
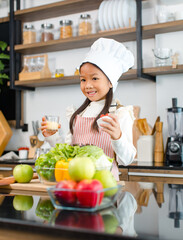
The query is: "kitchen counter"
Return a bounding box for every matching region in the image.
[0,180,183,240]
[119,161,183,184]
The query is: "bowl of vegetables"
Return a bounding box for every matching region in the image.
[35,144,113,184]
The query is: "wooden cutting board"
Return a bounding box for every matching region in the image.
[0,179,50,192]
[0,111,13,156]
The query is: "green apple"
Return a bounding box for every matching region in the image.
[102,214,119,233]
[93,170,117,196]
[68,157,95,181]
[13,164,33,183]
[13,195,34,211]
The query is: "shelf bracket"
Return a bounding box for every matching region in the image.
[136,0,156,82]
[9,0,34,131]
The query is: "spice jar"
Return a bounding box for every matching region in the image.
[60,20,73,39]
[55,69,64,77]
[74,67,79,75]
[79,14,92,36]
[23,24,36,44]
[41,23,54,42]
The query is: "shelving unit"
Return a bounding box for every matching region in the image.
[1,0,183,130]
[7,64,183,88]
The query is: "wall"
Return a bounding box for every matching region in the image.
[1,0,183,151]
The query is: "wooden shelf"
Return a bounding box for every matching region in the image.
[14,0,103,22]
[12,20,183,55]
[0,16,9,23]
[8,65,183,88]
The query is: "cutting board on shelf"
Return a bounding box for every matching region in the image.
[0,111,13,156]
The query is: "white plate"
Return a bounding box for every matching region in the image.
[98,1,106,31]
[107,0,115,30]
[103,0,110,30]
[123,0,136,28]
[117,0,124,28]
[112,0,120,29]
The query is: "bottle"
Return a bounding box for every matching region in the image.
[41,23,54,42]
[154,122,164,163]
[23,24,36,44]
[60,20,73,39]
[78,14,92,36]
[137,135,154,162]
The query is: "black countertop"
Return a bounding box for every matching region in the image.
[0,181,183,240]
[119,161,183,170]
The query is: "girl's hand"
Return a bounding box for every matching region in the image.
[99,113,122,140]
[41,116,61,137]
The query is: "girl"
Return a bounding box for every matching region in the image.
[41,38,136,180]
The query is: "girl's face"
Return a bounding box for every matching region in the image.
[80,63,112,102]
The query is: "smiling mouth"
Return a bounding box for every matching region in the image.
[87,91,96,97]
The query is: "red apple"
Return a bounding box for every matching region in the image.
[55,211,105,232]
[54,180,77,205]
[76,179,104,207]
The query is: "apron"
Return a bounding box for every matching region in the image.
[71,115,119,180]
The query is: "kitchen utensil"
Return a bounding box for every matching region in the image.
[28,135,44,159]
[107,0,115,30]
[0,173,38,186]
[137,118,151,135]
[152,48,172,66]
[165,98,183,165]
[112,0,120,29]
[123,0,136,28]
[151,116,160,135]
[154,122,164,163]
[138,189,151,207]
[103,0,110,30]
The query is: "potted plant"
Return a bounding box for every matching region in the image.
[0,40,10,88]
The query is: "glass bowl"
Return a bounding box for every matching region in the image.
[35,166,71,185]
[47,184,122,212]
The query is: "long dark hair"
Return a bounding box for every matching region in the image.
[69,88,113,134]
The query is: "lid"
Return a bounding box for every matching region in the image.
[80,14,91,19]
[167,98,183,113]
[60,20,73,26]
[41,23,54,29]
[24,24,34,30]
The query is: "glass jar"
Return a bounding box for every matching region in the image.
[41,23,54,42]
[60,20,73,39]
[55,69,64,77]
[79,14,92,36]
[23,24,36,44]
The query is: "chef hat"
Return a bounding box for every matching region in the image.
[80,38,134,92]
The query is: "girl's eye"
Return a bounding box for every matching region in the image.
[80,78,85,82]
[92,77,98,81]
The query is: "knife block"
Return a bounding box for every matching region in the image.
[28,135,44,159]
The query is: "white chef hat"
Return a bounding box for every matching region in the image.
[80,38,134,92]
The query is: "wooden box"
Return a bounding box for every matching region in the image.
[19,54,51,81]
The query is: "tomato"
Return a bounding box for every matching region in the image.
[100,113,108,118]
[76,179,104,207]
[55,180,77,205]
[55,160,71,182]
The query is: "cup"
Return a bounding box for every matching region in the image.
[45,115,59,131]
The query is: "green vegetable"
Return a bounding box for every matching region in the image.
[35,198,54,221]
[35,144,80,181]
